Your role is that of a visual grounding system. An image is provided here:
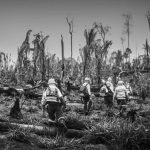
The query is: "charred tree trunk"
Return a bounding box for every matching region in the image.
[33,61,37,79]
[97,59,101,86]
[83,56,88,80]
[0,122,85,138]
[10,97,22,119]
[61,35,65,82]
[42,50,46,81]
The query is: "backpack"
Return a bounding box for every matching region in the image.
[105,84,113,97]
[46,87,60,103]
[46,87,58,97]
[79,84,89,97]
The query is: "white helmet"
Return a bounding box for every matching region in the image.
[85,77,90,81]
[101,79,106,84]
[106,81,111,87]
[117,80,124,86]
[48,78,56,85]
[107,77,112,82]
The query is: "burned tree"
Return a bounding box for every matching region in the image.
[61,35,65,82]
[82,27,97,80]
[17,29,32,83]
[93,23,112,85]
[66,17,73,75]
[32,33,49,81]
[10,96,23,119]
[145,11,150,68]
[0,52,6,78]
[146,10,150,33]
[39,35,49,81]
[122,14,132,49]
[32,33,41,80]
[143,39,150,69]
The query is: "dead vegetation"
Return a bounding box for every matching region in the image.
[0,13,150,149]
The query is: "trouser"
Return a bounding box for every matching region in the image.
[117,98,127,113]
[104,95,113,108]
[83,96,92,115]
[45,102,63,122]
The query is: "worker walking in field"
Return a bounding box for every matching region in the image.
[125,81,133,96]
[100,78,114,110]
[113,80,129,114]
[105,80,114,109]
[80,77,92,115]
[41,78,66,123]
[107,77,114,91]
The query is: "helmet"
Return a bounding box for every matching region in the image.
[117,80,124,86]
[85,77,90,81]
[101,79,106,84]
[107,77,112,82]
[48,78,56,85]
[106,81,111,87]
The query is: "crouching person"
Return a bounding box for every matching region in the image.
[41,78,66,124]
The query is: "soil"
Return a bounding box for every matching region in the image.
[0,90,150,150]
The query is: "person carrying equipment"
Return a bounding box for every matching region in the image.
[113,80,129,113]
[79,77,92,115]
[41,78,66,123]
[100,79,114,109]
[125,81,133,96]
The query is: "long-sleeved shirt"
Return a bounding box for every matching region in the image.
[113,85,128,99]
[83,83,91,96]
[100,83,114,95]
[41,85,63,105]
[126,84,132,95]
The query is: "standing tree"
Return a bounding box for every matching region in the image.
[123,51,128,64]
[39,34,49,81]
[145,10,150,68]
[122,14,132,49]
[0,52,5,78]
[115,50,123,67]
[110,50,123,67]
[109,51,116,66]
[32,33,41,80]
[93,22,112,84]
[146,10,150,33]
[66,17,73,75]
[125,47,132,63]
[94,22,111,64]
[61,35,65,82]
[143,39,150,69]
[120,37,125,52]
[82,27,97,80]
[120,37,126,64]
[17,29,32,83]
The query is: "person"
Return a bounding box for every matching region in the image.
[80,77,92,115]
[55,78,62,92]
[100,79,114,109]
[113,80,128,114]
[107,77,114,91]
[41,78,66,123]
[125,82,133,95]
[105,80,114,109]
[65,76,73,93]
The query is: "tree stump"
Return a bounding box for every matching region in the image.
[10,97,23,119]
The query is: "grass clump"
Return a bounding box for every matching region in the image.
[81,116,150,150]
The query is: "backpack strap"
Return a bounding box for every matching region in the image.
[84,83,90,96]
[46,87,58,97]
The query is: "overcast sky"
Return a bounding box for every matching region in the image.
[0,0,150,61]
